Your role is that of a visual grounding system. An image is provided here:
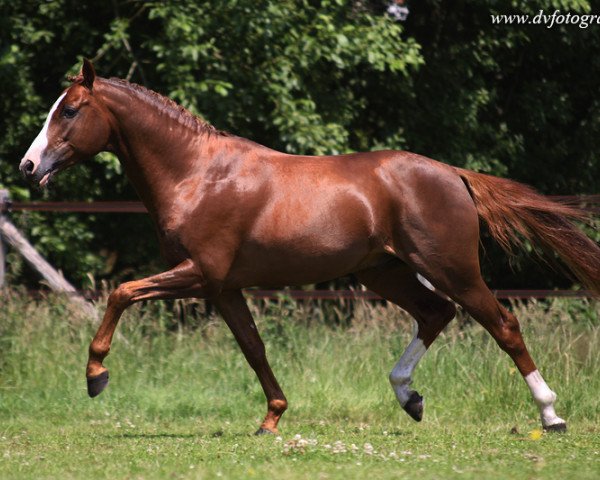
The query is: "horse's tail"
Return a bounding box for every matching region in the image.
[456,168,600,295]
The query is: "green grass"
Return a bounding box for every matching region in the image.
[1,292,599,479]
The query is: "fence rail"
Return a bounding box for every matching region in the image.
[17,288,595,301]
[7,201,148,213]
[2,195,599,300]
[3,195,600,214]
[247,289,594,300]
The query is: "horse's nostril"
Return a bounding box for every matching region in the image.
[23,160,35,175]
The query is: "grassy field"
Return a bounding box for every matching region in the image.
[1,291,599,479]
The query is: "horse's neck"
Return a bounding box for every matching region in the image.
[99,83,209,216]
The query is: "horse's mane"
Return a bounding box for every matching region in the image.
[98,77,231,137]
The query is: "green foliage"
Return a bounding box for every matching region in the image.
[146,1,422,154]
[397,0,600,187]
[0,0,598,287]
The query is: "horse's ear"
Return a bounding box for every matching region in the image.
[81,58,96,90]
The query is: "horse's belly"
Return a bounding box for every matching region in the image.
[223,238,387,288]
[222,183,392,287]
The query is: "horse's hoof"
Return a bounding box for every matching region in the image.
[403,391,424,422]
[87,370,109,398]
[544,422,567,433]
[255,427,275,436]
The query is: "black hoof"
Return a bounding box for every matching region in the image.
[403,391,424,422]
[255,427,275,436]
[544,422,567,433]
[87,370,109,398]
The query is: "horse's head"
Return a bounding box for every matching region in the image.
[20,59,113,187]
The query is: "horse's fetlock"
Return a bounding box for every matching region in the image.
[389,370,410,387]
[268,398,288,414]
[89,341,110,361]
[535,388,557,407]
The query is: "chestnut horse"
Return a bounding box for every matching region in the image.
[20,60,600,434]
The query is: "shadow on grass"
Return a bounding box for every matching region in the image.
[105,429,249,440]
[376,430,411,437]
[110,432,200,439]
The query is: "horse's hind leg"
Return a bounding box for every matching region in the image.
[385,173,565,431]
[355,260,456,421]
[412,258,566,431]
[213,290,287,435]
[453,280,566,431]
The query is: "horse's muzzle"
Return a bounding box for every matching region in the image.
[20,159,36,180]
[19,156,61,187]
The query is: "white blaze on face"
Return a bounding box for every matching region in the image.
[389,322,427,406]
[20,92,67,174]
[524,370,565,427]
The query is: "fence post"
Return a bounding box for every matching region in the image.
[0,190,96,319]
[0,189,8,288]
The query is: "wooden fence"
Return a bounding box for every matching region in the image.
[1,193,599,301]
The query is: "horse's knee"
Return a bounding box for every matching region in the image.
[108,283,136,309]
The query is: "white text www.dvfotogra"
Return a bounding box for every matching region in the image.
[491,10,599,29]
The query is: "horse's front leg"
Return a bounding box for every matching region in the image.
[87,259,206,397]
[214,290,288,435]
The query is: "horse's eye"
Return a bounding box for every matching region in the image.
[63,107,78,119]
